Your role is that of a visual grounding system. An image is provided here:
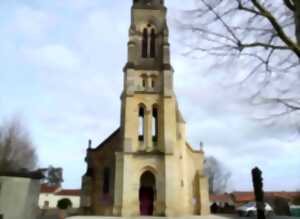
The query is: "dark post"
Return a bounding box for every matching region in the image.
[252,167,265,219]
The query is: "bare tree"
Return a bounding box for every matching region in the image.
[39,166,64,187]
[0,117,37,173]
[204,156,231,194]
[180,0,300,122]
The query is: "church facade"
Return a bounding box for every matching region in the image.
[81,0,210,216]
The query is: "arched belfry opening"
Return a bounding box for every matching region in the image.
[152,104,158,142]
[139,171,156,215]
[142,28,148,58]
[141,25,156,58]
[150,28,156,57]
[138,104,146,141]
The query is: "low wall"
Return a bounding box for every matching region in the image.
[0,176,40,219]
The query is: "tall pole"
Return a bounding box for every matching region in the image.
[252,167,266,219]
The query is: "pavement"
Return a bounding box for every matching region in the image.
[37,216,59,219]
[66,215,300,219]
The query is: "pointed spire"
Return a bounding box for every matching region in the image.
[88,139,92,149]
[200,142,204,152]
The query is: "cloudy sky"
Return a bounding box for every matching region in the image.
[0,0,299,191]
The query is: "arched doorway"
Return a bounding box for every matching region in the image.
[139,171,156,215]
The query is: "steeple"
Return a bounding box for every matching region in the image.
[121,0,175,154]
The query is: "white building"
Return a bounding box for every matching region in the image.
[39,184,80,209]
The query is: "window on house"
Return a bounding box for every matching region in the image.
[142,28,148,58]
[139,105,145,141]
[103,167,110,194]
[152,105,158,142]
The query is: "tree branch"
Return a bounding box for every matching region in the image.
[251,0,300,58]
[272,98,300,111]
[239,42,290,50]
[237,1,261,16]
[202,0,241,43]
[283,0,296,12]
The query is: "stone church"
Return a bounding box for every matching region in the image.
[81,0,210,216]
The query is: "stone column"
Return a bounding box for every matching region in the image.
[164,156,178,216]
[144,109,153,151]
[113,153,124,216]
[120,155,139,216]
[199,174,210,215]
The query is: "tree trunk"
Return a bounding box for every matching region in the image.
[295,1,300,45]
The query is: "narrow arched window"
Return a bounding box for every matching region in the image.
[150,29,156,58]
[142,77,146,88]
[139,105,145,141]
[103,167,110,194]
[152,105,158,142]
[151,77,156,88]
[142,28,148,58]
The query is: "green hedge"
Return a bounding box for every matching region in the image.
[57,198,72,210]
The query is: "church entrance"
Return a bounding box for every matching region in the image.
[139,171,156,216]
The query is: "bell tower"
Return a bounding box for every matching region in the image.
[121,0,175,154]
[81,1,210,217]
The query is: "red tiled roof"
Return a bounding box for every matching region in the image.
[232,192,255,202]
[56,189,81,196]
[232,191,300,202]
[266,192,300,200]
[210,194,232,202]
[40,184,81,196]
[40,184,60,193]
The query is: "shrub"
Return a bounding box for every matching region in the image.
[273,197,290,216]
[293,197,300,205]
[57,198,72,210]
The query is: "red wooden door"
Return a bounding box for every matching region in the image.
[139,187,154,215]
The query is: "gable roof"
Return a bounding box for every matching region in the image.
[185,142,203,154]
[92,128,120,151]
[176,108,185,124]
